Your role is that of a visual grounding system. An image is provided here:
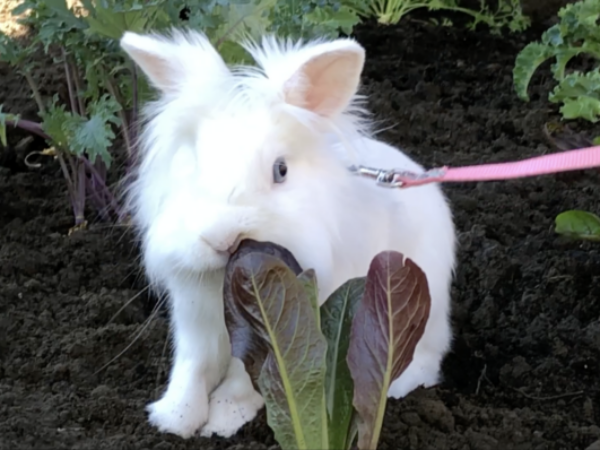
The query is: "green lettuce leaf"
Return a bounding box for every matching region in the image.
[321,277,366,450]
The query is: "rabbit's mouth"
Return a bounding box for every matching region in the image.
[227,236,243,255]
[225,239,304,276]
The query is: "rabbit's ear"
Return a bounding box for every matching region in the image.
[283,40,365,118]
[120,31,228,94]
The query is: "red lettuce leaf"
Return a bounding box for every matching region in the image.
[347,251,431,450]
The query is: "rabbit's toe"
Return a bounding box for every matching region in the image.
[200,357,264,438]
[146,388,209,438]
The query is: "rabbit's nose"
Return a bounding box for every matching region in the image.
[202,234,242,255]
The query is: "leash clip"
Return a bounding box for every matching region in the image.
[348,165,447,188]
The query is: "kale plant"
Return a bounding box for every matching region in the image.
[514,0,600,122]
[224,239,431,450]
[0,0,176,230]
[344,0,529,33]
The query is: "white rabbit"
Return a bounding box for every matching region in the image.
[119,29,456,440]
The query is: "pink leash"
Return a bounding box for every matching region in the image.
[350,145,600,188]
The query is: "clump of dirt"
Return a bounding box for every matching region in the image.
[1,9,600,450]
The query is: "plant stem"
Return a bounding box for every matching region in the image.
[5,119,51,140]
[94,157,107,181]
[86,170,111,222]
[70,59,86,117]
[57,153,75,191]
[75,158,86,225]
[104,74,133,158]
[389,3,429,24]
[131,63,139,157]
[22,70,46,115]
[80,156,120,217]
[62,48,79,115]
[446,5,492,25]
[57,153,78,220]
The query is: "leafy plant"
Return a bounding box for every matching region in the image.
[513,0,600,122]
[344,0,530,33]
[555,210,600,241]
[0,0,164,230]
[224,239,431,450]
[260,1,363,42]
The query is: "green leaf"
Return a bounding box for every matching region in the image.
[41,98,72,149]
[558,0,600,43]
[11,0,88,53]
[550,70,600,122]
[74,94,121,166]
[223,0,278,42]
[513,42,556,101]
[83,57,104,102]
[320,277,366,450]
[304,4,361,37]
[551,47,584,81]
[0,32,28,65]
[555,210,600,241]
[542,23,564,46]
[265,0,360,41]
[45,0,85,29]
[182,1,229,32]
[51,94,121,166]
[84,15,124,40]
[551,70,600,100]
[347,251,431,450]
[11,0,35,16]
[83,1,164,39]
[225,243,328,450]
[561,96,600,122]
[216,40,253,65]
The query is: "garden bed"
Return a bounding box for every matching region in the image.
[1,9,600,450]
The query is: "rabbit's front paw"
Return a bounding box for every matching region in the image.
[147,389,209,438]
[200,358,264,438]
[387,350,442,399]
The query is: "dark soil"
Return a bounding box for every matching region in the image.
[2,10,600,450]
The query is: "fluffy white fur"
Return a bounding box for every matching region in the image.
[120,29,456,439]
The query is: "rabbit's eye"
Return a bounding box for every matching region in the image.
[273,157,287,183]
